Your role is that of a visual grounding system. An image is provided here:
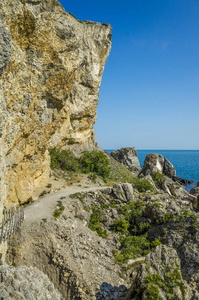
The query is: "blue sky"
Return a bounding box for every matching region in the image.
[59,0,199,150]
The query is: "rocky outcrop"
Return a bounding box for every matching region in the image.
[0,0,112,206]
[0,22,12,218]
[111,147,141,174]
[190,187,199,197]
[126,245,188,300]
[0,264,63,299]
[6,218,125,300]
[140,153,176,178]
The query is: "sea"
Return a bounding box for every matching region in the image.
[105,150,199,192]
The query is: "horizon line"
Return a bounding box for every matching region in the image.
[104,149,199,151]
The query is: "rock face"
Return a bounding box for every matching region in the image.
[0,264,63,299]
[0,0,112,206]
[190,187,199,197]
[126,245,187,300]
[6,219,125,300]
[140,153,176,178]
[0,22,12,218]
[111,147,141,173]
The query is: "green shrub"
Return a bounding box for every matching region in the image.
[79,150,111,179]
[152,171,165,182]
[88,206,108,239]
[49,148,111,180]
[40,190,47,197]
[131,221,152,235]
[132,177,154,193]
[68,138,76,145]
[145,283,160,300]
[89,207,101,226]
[114,235,161,264]
[53,200,65,218]
[100,203,109,210]
[113,218,130,234]
[110,200,116,208]
[145,267,185,300]
[53,209,62,218]
[46,183,52,188]
[49,148,79,171]
[91,225,108,239]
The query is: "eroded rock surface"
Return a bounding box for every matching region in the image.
[126,245,189,300]
[140,153,176,178]
[0,0,112,205]
[0,22,12,217]
[0,264,63,299]
[111,147,141,174]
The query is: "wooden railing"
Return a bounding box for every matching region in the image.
[0,206,24,244]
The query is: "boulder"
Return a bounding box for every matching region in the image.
[140,153,176,179]
[110,147,141,173]
[190,187,199,197]
[96,282,127,300]
[122,183,134,202]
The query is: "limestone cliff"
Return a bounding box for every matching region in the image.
[0,0,112,205]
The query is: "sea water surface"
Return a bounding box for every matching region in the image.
[106,150,199,191]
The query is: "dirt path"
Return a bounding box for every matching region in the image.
[24,184,107,225]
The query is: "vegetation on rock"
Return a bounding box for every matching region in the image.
[49,148,111,180]
[53,200,65,218]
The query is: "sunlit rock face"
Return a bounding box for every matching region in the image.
[0,0,112,205]
[0,22,12,216]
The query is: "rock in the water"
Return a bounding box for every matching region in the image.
[140,153,176,178]
[110,147,141,173]
[0,264,63,299]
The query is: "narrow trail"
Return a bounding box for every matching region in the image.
[23,184,108,225]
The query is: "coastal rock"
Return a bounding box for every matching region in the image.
[126,245,186,300]
[190,187,199,197]
[140,153,176,178]
[0,0,112,206]
[0,264,63,299]
[110,147,141,173]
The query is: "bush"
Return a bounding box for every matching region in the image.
[132,177,154,193]
[68,138,76,145]
[152,171,165,182]
[53,200,65,218]
[113,218,130,234]
[79,150,111,179]
[49,148,111,180]
[49,148,79,171]
[113,235,161,264]
[88,206,108,239]
[89,207,101,227]
[119,200,146,220]
[40,190,47,197]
